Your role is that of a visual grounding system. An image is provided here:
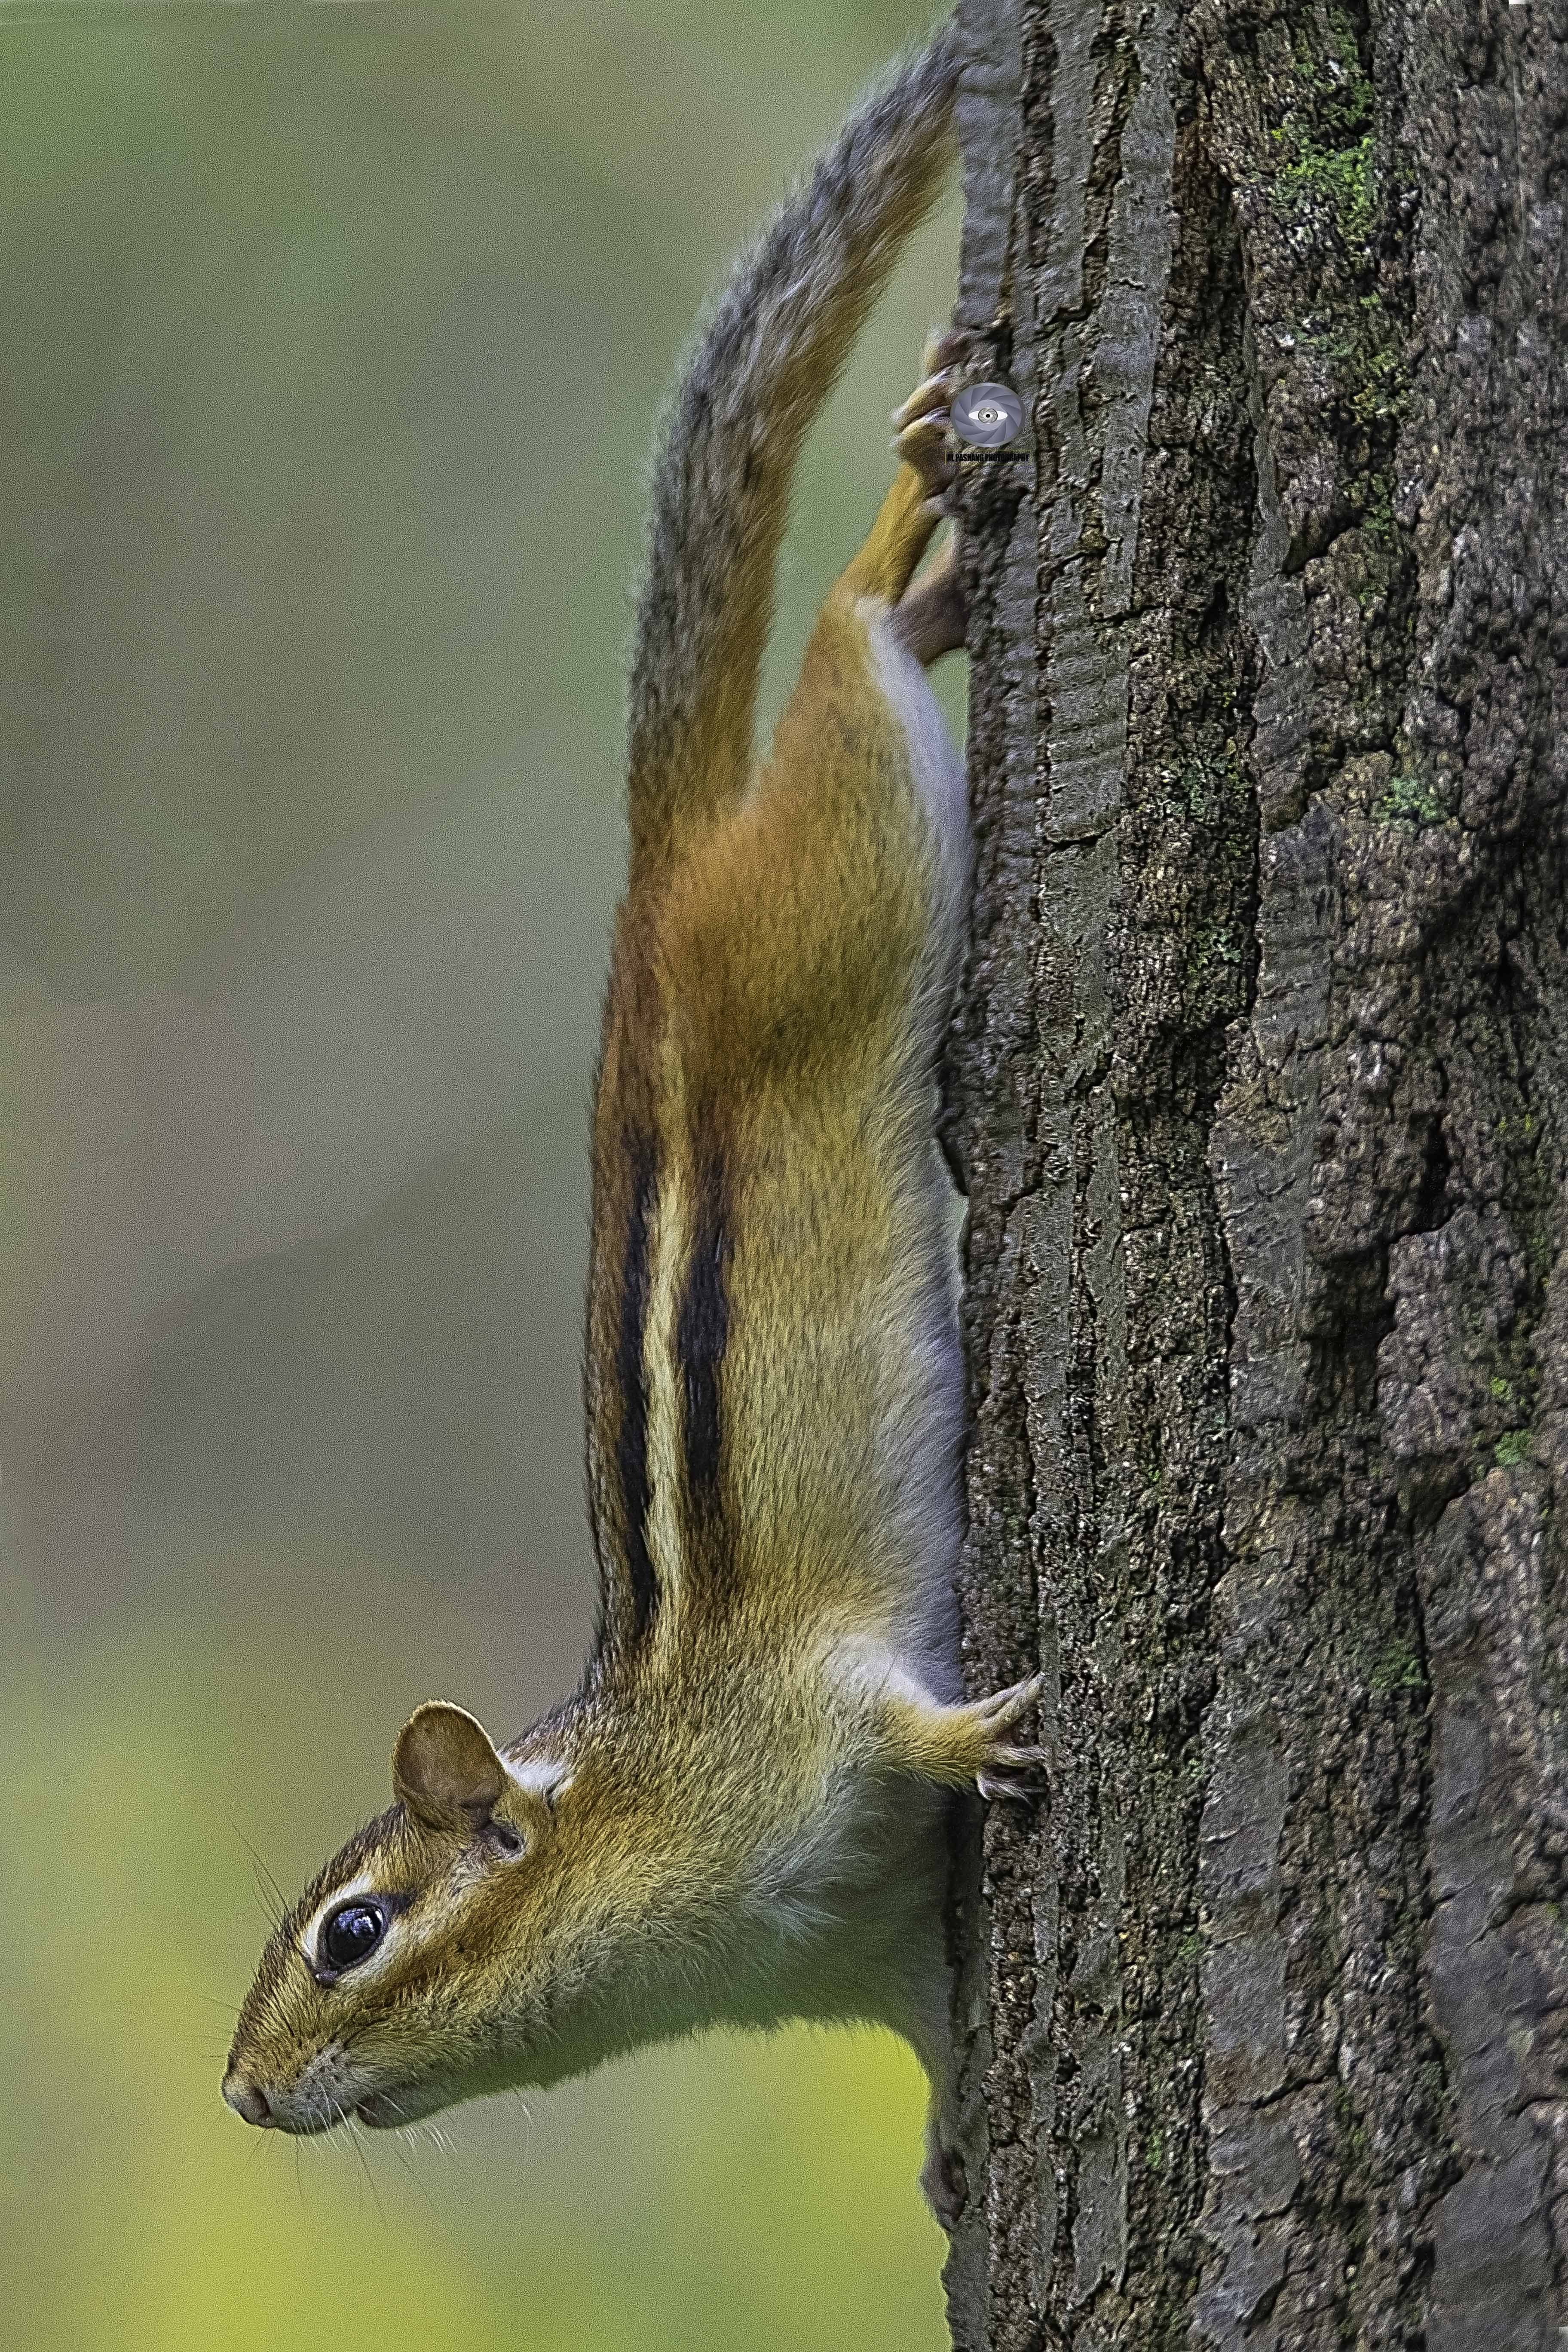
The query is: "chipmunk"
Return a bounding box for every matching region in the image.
[222,18,1044,2223]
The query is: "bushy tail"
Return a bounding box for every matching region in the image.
[625,21,962,876]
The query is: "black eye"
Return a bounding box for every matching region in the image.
[319,1901,386,1974]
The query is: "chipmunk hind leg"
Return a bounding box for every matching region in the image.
[698,335,968,1060]
[837,331,968,664]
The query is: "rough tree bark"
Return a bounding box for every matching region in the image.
[941,0,1568,2344]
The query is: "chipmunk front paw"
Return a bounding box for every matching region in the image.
[867,1658,1051,1801]
[971,1672,1050,1805]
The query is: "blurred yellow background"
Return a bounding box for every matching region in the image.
[2,3,964,2346]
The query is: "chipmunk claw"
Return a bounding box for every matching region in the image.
[890,333,966,503]
[977,1746,1050,1805]
[973,1669,1048,1735]
[972,1672,1051,1803]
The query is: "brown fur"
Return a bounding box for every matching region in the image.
[225,20,1046,2223]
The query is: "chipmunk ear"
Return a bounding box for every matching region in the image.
[393,1701,505,1833]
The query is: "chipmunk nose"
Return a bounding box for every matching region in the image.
[223,2073,275,2127]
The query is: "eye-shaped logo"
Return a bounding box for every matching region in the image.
[952,380,1024,448]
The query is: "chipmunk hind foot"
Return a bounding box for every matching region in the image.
[838,332,970,622]
[888,331,968,664]
[889,326,967,504]
[892,531,965,666]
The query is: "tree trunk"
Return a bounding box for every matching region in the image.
[941,0,1568,2344]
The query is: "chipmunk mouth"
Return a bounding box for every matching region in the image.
[354,2093,404,2128]
[355,2080,450,2130]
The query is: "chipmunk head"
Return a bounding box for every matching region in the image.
[223,1700,613,2137]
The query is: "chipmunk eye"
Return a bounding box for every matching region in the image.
[319,1901,386,1973]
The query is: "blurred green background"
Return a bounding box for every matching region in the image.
[1,3,964,2347]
